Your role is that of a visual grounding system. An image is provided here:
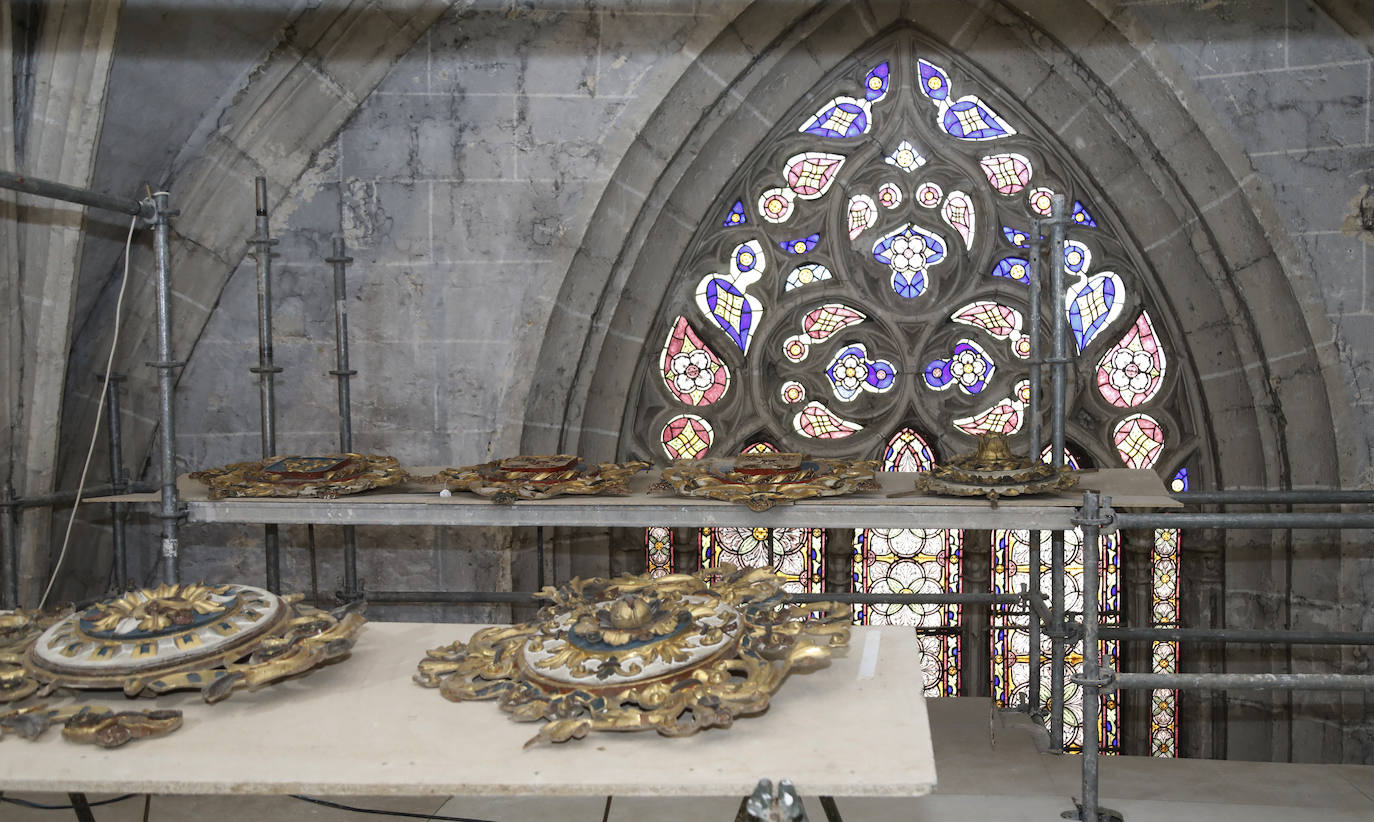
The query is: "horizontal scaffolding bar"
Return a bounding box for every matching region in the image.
[0,483,156,510]
[788,592,1021,605]
[0,170,151,218]
[1100,626,1374,645]
[1175,490,1374,505]
[1113,511,1374,530]
[1110,672,1374,691]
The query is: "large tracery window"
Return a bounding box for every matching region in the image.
[630,32,1198,756]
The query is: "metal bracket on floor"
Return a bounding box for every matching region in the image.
[739,779,809,822]
[1063,798,1124,822]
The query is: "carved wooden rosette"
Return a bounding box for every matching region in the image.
[650,453,881,511]
[415,566,850,746]
[914,433,1077,501]
[1,583,365,705]
[429,455,651,504]
[190,453,408,499]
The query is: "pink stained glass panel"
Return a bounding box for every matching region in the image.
[660,413,714,460]
[661,316,730,406]
[1113,413,1165,469]
[979,152,1033,194]
[794,401,863,439]
[1096,312,1167,408]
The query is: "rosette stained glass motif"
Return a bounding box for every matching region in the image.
[794,402,863,439]
[873,223,947,298]
[885,140,927,173]
[661,414,714,460]
[1067,271,1125,353]
[941,190,975,248]
[1028,187,1055,216]
[784,263,833,292]
[632,37,1191,753]
[661,317,730,406]
[785,152,846,199]
[826,343,897,401]
[723,200,748,227]
[646,527,673,579]
[696,240,766,355]
[848,194,878,239]
[1113,413,1165,469]
[878,182,903,209]
[980,153,1033,194]
[781,303,867,363]
[1097,313,1167,407]
[781,233,821,255]
[924,339,995,395]
[952,301,1031,359]
[759,187,796,224]
[991,448,1122,754]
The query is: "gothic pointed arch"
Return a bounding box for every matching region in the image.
[525,1,1346,759]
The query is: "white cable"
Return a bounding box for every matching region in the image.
[39,213,139,609]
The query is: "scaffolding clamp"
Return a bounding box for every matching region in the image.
[1070,667,1117,691]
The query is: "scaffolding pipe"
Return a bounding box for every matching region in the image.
[2,483,16,608]
[1077,492,1108,822]
[0,170,150,218]
[150,192,182,585]
[1174,490,1374,505]
[1114,511,1374,530]
[1108,672,1374,691]
[102,373,130,591]
[361,591,1025,606]
[0,482,155,509]
[1100,626,1374,645]
[1026,218,1044,721]
[248,177,283,594]
[326,236,359,601]
[1047,195,1069,753]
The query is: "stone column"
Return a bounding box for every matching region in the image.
[961,530,990,698]
[1118,528,1154,756]
[12,0,123,605]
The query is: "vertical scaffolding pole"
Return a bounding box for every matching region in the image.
[101,373,129,591]
[1048,194,1069,751]
[150,192,183,585]
[1076,491,1113,822]
[326,236,359,601]
[248,177,283,593]
[2,483,17,608]
[1026,218,1044,720]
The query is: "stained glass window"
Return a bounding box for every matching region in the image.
[633,37,1192,757]
[854,429,963,697]
[991,447,1122,753]
[646,526,673,578]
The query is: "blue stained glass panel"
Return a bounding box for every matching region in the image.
[781,233,821,255]
[992,257,1031,284]
[1073,201,1098,227]
[917,59,950,102]
[1171,467,1189,493]
[864,62,891,101]
[800,99,870,139]
[1068,275,1121,351]
[722,200,748,227]
[701,277,754,353]
[941,98,1015,141]
[1002,226,1029,248]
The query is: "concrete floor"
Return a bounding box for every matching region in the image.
[6,698,1374,821]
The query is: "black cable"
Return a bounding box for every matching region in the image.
[0,793,139,810]
[290,794,500,822]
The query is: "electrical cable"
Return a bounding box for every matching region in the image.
[0,793,139,810]
[290,794,500,822]
[38,212,139,609]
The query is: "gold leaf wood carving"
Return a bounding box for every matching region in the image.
[1,583,364,704]
[650,453,880,511]
[190,453,407,499]
[415,566,850,747]
[912,433,1078,502]
[428,454,650,504]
